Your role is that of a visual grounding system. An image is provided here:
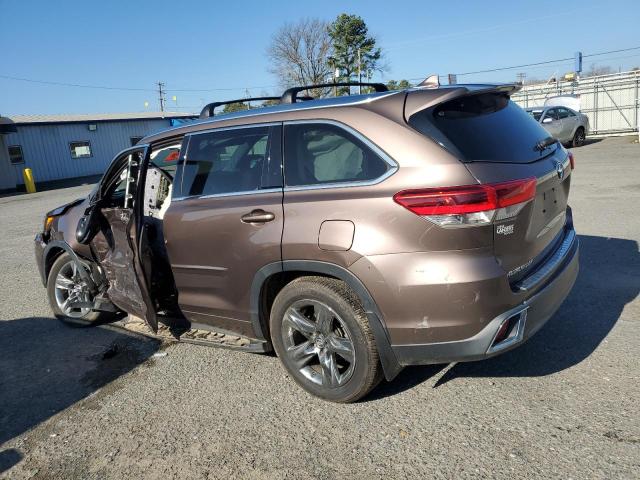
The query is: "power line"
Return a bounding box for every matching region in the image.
[2,46,639,95]
[164,84,279,93]
[584,46,640,58]
[451,46,640,77]
[0,74,155,91]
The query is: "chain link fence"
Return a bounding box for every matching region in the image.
[512,70,640,136]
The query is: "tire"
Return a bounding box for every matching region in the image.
[47,252,113,325]
[572,127,586,147]
[270,276,383,403]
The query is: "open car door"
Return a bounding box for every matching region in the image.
[76,146,158,331]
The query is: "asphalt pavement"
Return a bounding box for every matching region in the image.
[0,137,638,479]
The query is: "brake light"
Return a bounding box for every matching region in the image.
[568,151,575,170]
[393,178,536,227]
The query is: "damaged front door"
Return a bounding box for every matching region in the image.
[79,147,158,331]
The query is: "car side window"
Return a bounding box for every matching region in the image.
[181,126,270,197]
[544,108,558,121]
[557,108,570,119]
[284,123,389,187]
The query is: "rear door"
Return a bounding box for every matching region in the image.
[557,107,577,142]
[542,108,562,139]
[162,124,283,337]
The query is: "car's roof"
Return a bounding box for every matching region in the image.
[142,83,520,144]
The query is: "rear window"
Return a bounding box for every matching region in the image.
[284,123,389,187]
[410,93,553,163]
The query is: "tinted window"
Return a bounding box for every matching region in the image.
[284,123,388,186]
[181,126,270,197]
[410,93,553,163]
[544,108,559,120]
[556,107,570,119]
[527,110,544,121]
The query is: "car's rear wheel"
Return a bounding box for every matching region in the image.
[572,127,585,147]
[270,276,383,403]
[47,253,112,325]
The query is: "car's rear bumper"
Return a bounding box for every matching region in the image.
[391,234,579,366]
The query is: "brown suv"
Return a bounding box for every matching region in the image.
[35,81,579,402]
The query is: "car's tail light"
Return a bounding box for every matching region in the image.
[568,151,575,170]
[393,178,536,227]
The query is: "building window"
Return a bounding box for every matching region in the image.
[131,137,143,146]
[8,145,24,165]
[69,141,92,159]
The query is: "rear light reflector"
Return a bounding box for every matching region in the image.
[394,177,536,227]
[568,151,575,170]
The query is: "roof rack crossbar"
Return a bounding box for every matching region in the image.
[280,82,388,104]
[199,96,281,118]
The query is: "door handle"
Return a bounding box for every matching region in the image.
[241,209,275,223]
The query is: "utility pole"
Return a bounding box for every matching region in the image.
[358,48,362,94]
[157,81,165,112]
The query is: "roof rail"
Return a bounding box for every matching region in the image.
[280,82,388,104]
[199,96,281,119]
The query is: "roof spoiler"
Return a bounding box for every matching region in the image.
[404,83,523,120]
[280,82,388,104]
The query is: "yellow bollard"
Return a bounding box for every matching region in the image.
[23,168,36,193]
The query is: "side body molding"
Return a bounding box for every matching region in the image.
[250,260,403,381]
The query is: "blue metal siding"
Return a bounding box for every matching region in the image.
[5,119,174,184]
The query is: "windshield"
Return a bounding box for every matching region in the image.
[527,109,544,121]
[410,93,554,163]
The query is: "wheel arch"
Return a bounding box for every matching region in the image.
[43,240,94,288]
[251,260,402,381]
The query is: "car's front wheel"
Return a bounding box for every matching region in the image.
[270,276,383,403]
[47,253,113,325]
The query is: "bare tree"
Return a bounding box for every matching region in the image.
[267,18,332,97]
[584,64,613,77]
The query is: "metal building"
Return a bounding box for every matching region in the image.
[0,112,195,192]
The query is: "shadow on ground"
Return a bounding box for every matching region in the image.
[0,318,159,450]
[0,449,22,475]
[371,234,639,399]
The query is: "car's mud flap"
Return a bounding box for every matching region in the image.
[91,208,155,329]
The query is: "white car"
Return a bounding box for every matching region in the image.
[526,106,590,147]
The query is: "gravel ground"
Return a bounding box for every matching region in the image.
[0,137,638,479]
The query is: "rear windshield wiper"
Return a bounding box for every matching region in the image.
[535,136,558,152]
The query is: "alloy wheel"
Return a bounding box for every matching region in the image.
[282,299,356,388]
[53,260,93,318]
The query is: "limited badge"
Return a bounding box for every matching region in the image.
[496,224,515,235]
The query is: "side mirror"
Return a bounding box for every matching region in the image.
[76,206,100,244]
[542,117,553,124]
